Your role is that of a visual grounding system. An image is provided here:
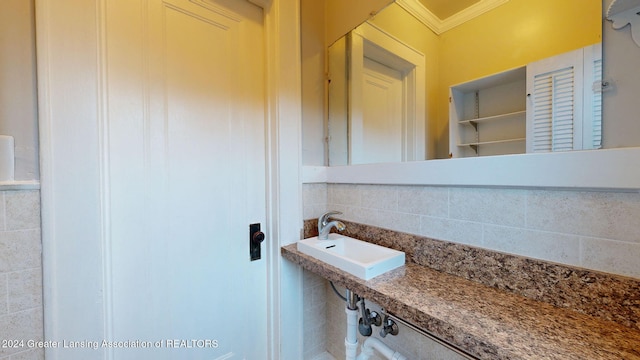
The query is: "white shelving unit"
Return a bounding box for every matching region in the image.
[449,67,527,158]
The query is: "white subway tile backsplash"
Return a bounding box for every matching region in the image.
[398,186,448,217]
[327,184,360,207]
[303,183,329,220]
[302,269,328,360]
[0,230,42,273]
[419,216,483,247]
[0,273,7,316]
[311,183,640,278]
[450,188,526,227]
[5,191,40,231]
[483,225,581,265]
[0,309,43,358]
[8,269,42,313]
[359,185,398,211]
[0,190,43,360]
[6,348,44,360]
[0,193,5,231]
[303,183,328,205]
[304,204,329,221]
[526,190,640,243]
[581,237,640,279]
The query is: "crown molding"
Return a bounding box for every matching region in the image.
[248,0,271,9]
[395,0,509,35]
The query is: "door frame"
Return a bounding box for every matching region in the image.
[349,21,426,162]
[36,0,302,358]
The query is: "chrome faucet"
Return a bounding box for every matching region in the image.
[318,211,346,240]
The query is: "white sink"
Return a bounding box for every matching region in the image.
[297,234,405,280]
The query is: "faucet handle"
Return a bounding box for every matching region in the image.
[319,211,342,226]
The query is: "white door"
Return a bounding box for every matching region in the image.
[346,22,426,164]
[351,57,404,164]
[107,0,267,358]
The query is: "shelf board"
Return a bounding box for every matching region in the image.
[450,66,526,92]
[459,110,526,127]
[458,137,526,147]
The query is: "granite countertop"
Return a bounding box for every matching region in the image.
[282,243,640,360]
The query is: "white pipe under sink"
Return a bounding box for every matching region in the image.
[343,290,407,360]
[345,307,359,360]
[356,337,408,360]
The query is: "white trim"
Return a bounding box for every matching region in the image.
[95,0,113,358]
[264,0,303,358]
[0,180,40,190]
[349,22,426,162]
[395,0,509,35]
[38,0,108,357]
[304,147,640,191]
[302,165,328,183]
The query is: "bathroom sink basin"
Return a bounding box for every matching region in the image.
[297,234,405,280]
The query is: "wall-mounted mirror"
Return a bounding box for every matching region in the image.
[327,0,603,166]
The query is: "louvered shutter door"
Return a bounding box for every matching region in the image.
[590,56,603,149]
[530,67,576,152]
[526,47,584,153]
[531,74,553,152]
[551,68,576,151]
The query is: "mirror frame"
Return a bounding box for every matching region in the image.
[304,146,640,190]
[311,0,640,191]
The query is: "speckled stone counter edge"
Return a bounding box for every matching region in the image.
[303,219,640,331]
[282,243,640,360]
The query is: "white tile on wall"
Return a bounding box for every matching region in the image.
[0,193,5,231]
[327,184,361,208]
[397,186,448,217]
[581,237,640,279]
[0,309,43,358]
[449,188,526,227]
[320,183,640,279]
[483,225,581,266]
[372,210,421,234]
[359,185,398,211]
[303,269,328,359]
[526,190,640,243]
[0,230,41,273]
[0,273,7,316]
[5,191,40,231]
[419,216,484,247]
[6,349,45,360]
[303,183,329,220]
[8,269,42,313]
[0,190,43,360]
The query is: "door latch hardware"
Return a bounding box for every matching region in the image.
[250,223,265,261]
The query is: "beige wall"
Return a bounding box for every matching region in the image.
[0,0,39,180]
[325,0,394,47]
[301,0,327,165]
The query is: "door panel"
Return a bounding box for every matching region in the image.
[353,57,403,164]
[107,0,266,359]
